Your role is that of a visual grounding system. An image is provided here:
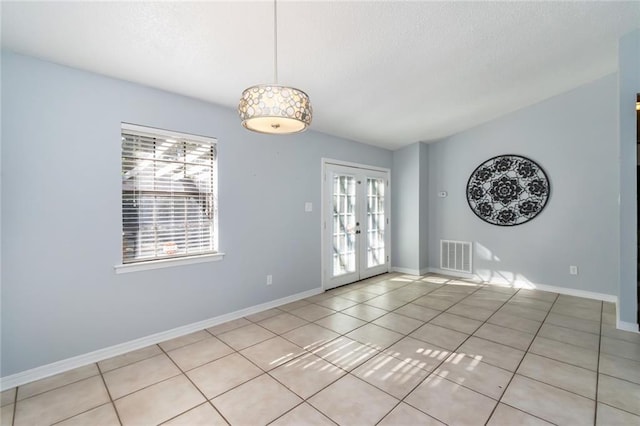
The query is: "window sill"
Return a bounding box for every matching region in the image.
[114,252,225,274]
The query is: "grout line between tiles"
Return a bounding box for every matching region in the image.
[157,342,232,425]
[594,301,604,426]
[96,362,124,426]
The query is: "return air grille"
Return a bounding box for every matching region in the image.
[440,240,472,273]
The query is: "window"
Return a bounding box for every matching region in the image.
[120,123,218,266]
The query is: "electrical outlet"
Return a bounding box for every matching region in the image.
[266,275,273,285]
[569,266,578,275]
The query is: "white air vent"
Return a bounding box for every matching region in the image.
[440,240,472,273]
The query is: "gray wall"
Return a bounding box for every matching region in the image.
[419,142,430,271]
[618,29,639,324]
[0,51,392,376]
[427,74,620,296]
[391,143,420,272]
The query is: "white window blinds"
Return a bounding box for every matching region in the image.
[121,124,218,264]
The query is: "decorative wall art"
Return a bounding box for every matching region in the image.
[466,154,550,226]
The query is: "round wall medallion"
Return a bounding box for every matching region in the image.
[466,154,550,226]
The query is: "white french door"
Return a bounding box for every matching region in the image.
[322,162,390,290]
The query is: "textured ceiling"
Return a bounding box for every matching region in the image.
[2,1,639,150]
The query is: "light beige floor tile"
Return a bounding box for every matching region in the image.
[597,374,640,416]
[346,323,404,350]
[309,374,398,426]
[216,323,276,350]
[514,289,558,303]
[446,303,496,321]
[434,353,513,400]
[158,330,211,352]
[314,312,366,334]
[311,336,379,372]
[601,336,640,362]
[482,285,519,295]
[373,312,424,334]
[1,404,14,426]
[362,284,394,296]
[115,375,205,426]
[530,336,598,371]
[470,289,512,300]
[537,323,600,350]
[270,402,335,426]
[412,295,458,311]
[364,294,409,311]
[599,353,640,385]
[315,296,359,311]
[167,337,233,371]
[0,389,15,407]
[506,297,553,312]
[410,323,469,350]
[544,312,600,334]
[55,403,119,426]
[162,403,227,425]
[17,364,99,401]
[98,345,162,373]
[282,323,341,351]
[378,402,445,426]
[387,287,431,302]
[517,353,596,399]
[258,312,309,334]
[405,374,496,425]
[601,325,640,344]
[206,317,251,335]
[551,304,601,322]
[498,303,548,321]
[602,311,616,326]
[103,354,181,399]
[430,312,483,334]
[488,311,541,334]
[501,375,594,425]
[278,299,311,312]
[455,336,525,372]
[393,303,441,322]
[342,304,388,321]
[240,336,306,371]
[555,295,601,310]
[384,336,451,372]
[14,376,110,426]
[353,353,430,399]
[187,353,262,399]
[459,297,505,311]
[212,374,302,425]
[290,304,335,322]
[596,402,640,425]
[245,308,283,323]
[270,353,347,399]
[473,323,535,351]
[487,403,553,426]
[339,289,379,302]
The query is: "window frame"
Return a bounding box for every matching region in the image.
[115,123,223,274]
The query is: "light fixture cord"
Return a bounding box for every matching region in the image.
[273,0,278,84]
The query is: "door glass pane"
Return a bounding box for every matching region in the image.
[367,177,385,267]
[332,174,356,276]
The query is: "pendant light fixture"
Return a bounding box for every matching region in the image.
[238,0,312,134]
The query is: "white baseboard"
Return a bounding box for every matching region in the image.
[392,267,430,276]
[0,287,323,391]
[426,267,478,281]
[617,320,640,333]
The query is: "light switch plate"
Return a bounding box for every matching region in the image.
[305,202,313,212]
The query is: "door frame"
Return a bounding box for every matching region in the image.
[320,158,392,291]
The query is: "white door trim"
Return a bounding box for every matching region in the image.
[321,158,391,291]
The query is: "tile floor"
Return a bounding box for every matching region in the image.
[2,273,640,425]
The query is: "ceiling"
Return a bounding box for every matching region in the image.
[2,1,639,150]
